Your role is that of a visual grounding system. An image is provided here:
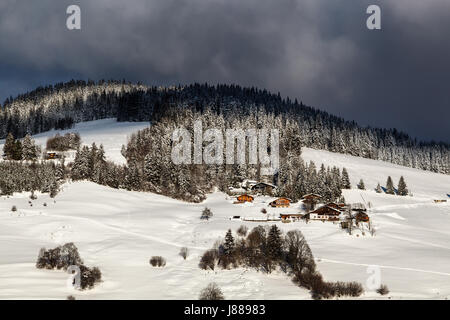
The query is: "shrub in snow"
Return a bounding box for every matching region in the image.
[149,256,166,267]
[199,225,364,300]
[179,247,189,260]
[36,243,101,290]
[357,179,365,190]
[67,295,76,300]
[36,243,83,270]
[377,284,389,295]
[199,283,224,300]
[236,225,248,237]
[78,265,102,289]
[200,207,213,220]
[199,250,217,270]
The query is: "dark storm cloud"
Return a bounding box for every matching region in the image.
[0,0,449,142]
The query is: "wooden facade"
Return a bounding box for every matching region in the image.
[308,205,342,221]
[234,194,254,204]
[280,213,303,221]
[269,197,291,208]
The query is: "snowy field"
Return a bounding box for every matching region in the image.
[0,120,449,299]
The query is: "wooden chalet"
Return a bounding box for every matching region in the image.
[308,205,343,221]
[251,182,276,195]
[234,194,254,204]
[269,197,291,208]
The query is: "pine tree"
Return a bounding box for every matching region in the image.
[397,176,408,196]
[386,176,395,195]
[223,229,235,255]
[201,207,213,220]
[375,183,382,193]
[341,168,351,189]
[3,133,15,159]
[21,134,38,160]
[357,179,365,190]
[267,225,282,260]
[12,140,23,160]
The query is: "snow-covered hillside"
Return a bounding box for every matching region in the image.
[0,121,449,299]
[0,119,150,164]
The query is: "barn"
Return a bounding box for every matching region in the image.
[269,197,291,208]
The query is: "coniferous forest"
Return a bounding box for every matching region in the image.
[1,80,447,175]
[1,80,449,201]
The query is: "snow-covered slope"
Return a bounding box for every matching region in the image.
[302,147,450,199]
[0,122,449,300]
[0,119,150,164]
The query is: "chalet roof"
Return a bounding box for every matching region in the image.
[311,205,342,214]
[237,194,254,200]
[251,182,277,189]
[351,203,367,211]
[302,193,322,199]
[270,197,292,202]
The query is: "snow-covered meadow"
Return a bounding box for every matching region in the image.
[0,119,449,299]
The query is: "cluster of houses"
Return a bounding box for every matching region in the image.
[232,188,370,225]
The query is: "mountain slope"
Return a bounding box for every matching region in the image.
[0,121,449,299]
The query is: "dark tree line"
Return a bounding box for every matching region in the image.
[1,81,448,174]
[122,109,345,203]
[200,226,364,299]
[0,161,63,196]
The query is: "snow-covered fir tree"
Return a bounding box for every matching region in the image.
[386,176,395,195]
[397,176,408,196]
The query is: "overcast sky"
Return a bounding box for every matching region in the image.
[1,0,449,142]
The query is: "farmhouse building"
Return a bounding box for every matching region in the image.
[269,197,291,208]
[234,194,254,204]
[307,205,343,221]
[251,182,276,195]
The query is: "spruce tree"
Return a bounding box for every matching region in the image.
[22,134,38,160]
[386,176,395,195]
[3,133,15,159]
[223,229,235,255]
[375,183,382,193]
[267,225,282,260]
[357,179,365,190]
[397,176,408,196]
[341,168,351,189]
